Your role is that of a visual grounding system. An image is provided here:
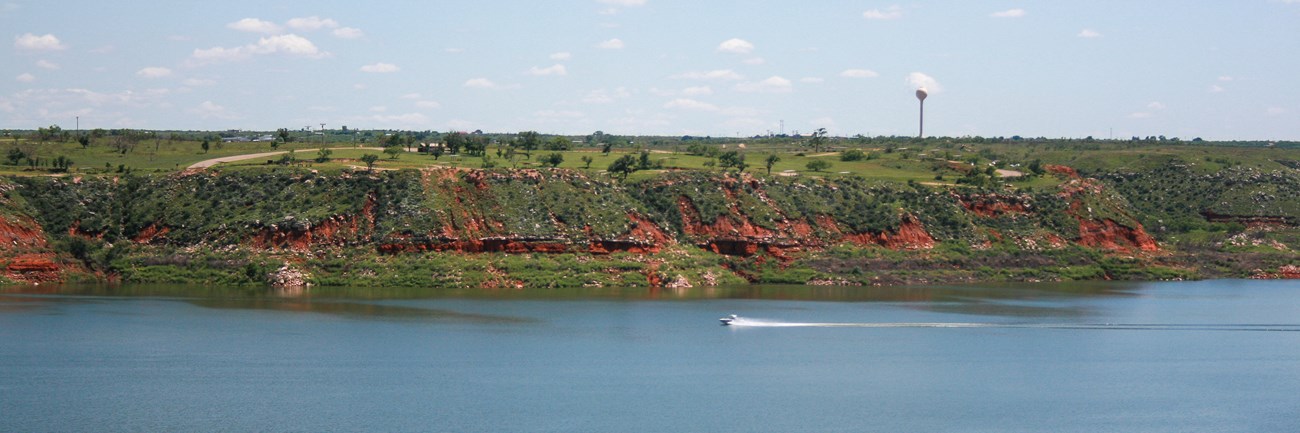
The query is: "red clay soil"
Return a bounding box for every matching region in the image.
[1076,218,1160,252]
[1045,164,1080,178]
[841,216,937,250]
[959,194,1031,218]
[1,217,48,249]
[132,224,171,244]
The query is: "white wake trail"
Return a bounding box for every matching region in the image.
[724,318,1300,332]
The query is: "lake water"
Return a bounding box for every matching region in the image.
[2,279,1299,432]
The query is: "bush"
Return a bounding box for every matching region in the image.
[840,149,866,162]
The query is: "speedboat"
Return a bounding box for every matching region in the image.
[720,314,738,325]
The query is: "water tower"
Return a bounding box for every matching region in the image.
[915,87,928,138]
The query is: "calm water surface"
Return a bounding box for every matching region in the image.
[2,280,1298,432]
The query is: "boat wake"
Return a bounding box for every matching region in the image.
[723,317,1300,332]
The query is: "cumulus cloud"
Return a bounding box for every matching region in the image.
[183,78,217,87]
[1209,84,1225,93]
[735,76,792,93]
[333,27,364,39]
[360,62,400,73]
[14,33,66,51]
[16,72,35,83]
[682,86,713,96]
[743,57,765,65]
[672,69,744,80]
[190,34,329,65]
[906,72,942,93]
[227,18,282,34]
[839,69,879,78]
[287,16,339,31]
[597,0,646,6]
[664,98,719,112]
[191,101,239,120]
[582,87,631,104]
[597,38,624,49]
[463,78,498,89]
[135,67,173,78]
[863,6,903,20]
[550,52,572,60]
[1077,29,1102,38]
[717,38,754,54]
[35,59,59,70]
[991,8,1026,18]
[415,100,442,109]
[528,64,568,76]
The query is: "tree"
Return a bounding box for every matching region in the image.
[277,128,294,143]
[6,147,26,165]
[51,155,73,172]
[840,149,866,161]
[539,153,564,168]
[430,145,445,160]
[810,127,828,153]
[545,136,571,151]
[765,154,780,174]
[718,150,747,172]
[581,155,594,169]
[315,147,332,163]
[201,139,210,154]
[806,159,831,172]
[78,135,91,149]
[608,154,638,179]
[384,146,404,159]
[601,141,613,155]
[444,132,466,155]
[360,153,380,170]
[515,130,540,158]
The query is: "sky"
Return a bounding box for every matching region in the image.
[3,0,1299,140]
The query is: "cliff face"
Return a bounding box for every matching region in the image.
[0,167,1189,286]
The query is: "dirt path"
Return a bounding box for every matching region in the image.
[187,147,391,170]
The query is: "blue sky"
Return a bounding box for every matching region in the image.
[3,0,1299,140]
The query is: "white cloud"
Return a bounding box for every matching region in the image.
[597,0,646,6]
[597,38,624,49]
[370,105,388,113]
[14,33,66,51]
[401,93,423,100]
[735,76,793,93]
[191,101,239,120]
[863,6,903,20]
[906,72,942,93]
[528,64,568,76]
[227,18,282,34]
[35,59,59,70]
[717,38,754,54]
[743,57,765,65]
[682,86,713,96]
[369,113,431,126]
[1077,29,1102,38]
[1266,106,1287,116]
[990,8,1026,18]
[664,98,719,112]
[135,67,173,78]
[673,69,744,80]
[360,62,400,73]
[1209,84,1226,93]
[582,87,631,104]
[800,77,825,84]
[464,78,498,89]
[550,52,572,60]
[183,78,217,87]
[415,100,442,109]
[333,27,364,39]
[1218,76,1234,82]
[839,69,880,78]
[16,72,35,83]
[1147,101,1166,110]
[287,16,339,31]
[1128,112,1152,119]
[190,34,329,65]
[533,109,585,119]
